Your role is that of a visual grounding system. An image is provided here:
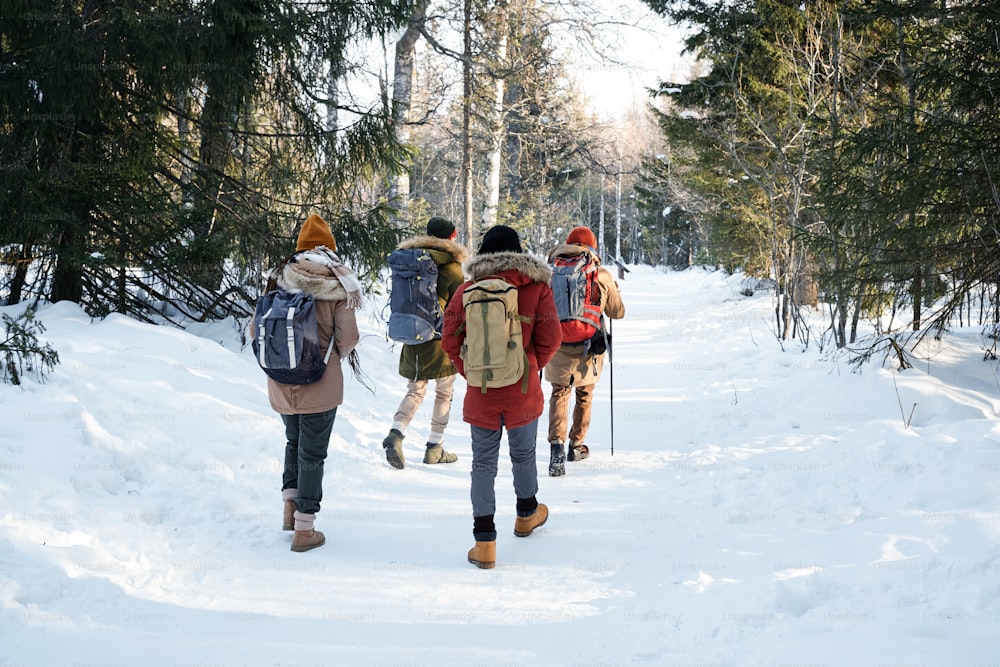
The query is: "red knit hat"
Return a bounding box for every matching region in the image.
[296,214,337,252]
[566,226,597,253]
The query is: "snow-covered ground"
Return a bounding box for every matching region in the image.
[1,266,998,666]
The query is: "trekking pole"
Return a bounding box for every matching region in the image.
[608,318,614,456]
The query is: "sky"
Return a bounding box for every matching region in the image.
[567,1,696,119]
[342,1,696,122]
[2,265,999,665]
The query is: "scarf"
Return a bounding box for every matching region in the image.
[298,246,363,309]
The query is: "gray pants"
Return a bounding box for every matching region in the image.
[281,408,337,514]
[470,418,539,518]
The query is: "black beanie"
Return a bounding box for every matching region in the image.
[426,216,456,239]
[478,225,522,254]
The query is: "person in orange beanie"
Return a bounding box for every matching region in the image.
[257,213,362,552]
[544,225,625,476]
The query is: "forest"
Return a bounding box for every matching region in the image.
[2,0,999,360]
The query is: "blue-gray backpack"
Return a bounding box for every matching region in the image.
[252,289,334,384]
[550,252,602,343]
[387,247,442,345]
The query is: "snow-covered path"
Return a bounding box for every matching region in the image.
[2,267,998,665]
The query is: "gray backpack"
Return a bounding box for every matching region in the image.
[252,289,333,384]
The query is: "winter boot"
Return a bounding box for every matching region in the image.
[567,442,590,462]
[290,511,325,552]
[467,540,496,569]
[514,503,548,537]
[382,428,405,469]
[423,442,458,464]
[548,443,565,477]
[282,488,297,531]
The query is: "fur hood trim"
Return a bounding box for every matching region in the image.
[465,252,552,284]
[397,235,469,263]
[278,260,350,302]
[548,243,600,264]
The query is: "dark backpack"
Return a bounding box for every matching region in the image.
[387,247,442,345]
[550,252,602,343]
[252,289,333,384]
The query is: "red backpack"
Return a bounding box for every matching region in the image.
[550,253,602,343]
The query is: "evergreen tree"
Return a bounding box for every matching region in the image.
[1,1,416,318]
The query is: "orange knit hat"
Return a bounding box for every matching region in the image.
[296,214,337,252]
[566,226,597,253]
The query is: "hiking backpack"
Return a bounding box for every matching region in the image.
[386,248,442,345]
[252,289,334,384]
[458,276,530,393]
[550,252,603,343]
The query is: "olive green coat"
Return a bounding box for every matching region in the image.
[395,235,468,381]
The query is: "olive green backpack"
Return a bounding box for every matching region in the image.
[457,276,530,393]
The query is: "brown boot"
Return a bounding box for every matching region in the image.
[467,540,496,569]
[290,510,325,552]
[514,503,548,537]
[282,489,297,531]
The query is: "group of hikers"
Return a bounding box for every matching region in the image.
[253,213,624,568]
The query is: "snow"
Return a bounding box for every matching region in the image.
[2,266,999,665]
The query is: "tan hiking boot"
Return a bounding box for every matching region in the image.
[467,540,496,569]
[514,503,548,537]
[290,511,325,552]
[291,529,325,552]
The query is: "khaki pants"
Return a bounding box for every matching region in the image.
[547,382,595,446]
[392,375,456,444]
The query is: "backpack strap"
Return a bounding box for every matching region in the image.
[256,306,273,368]
[285,306,297,367]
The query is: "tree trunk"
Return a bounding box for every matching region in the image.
[461,0,474,245]
[599,173,606,258]
[7,236,33,306]
[482,9,508,228]
[615,158,623,262]
[52,225,84,304]
[389,0,429,222]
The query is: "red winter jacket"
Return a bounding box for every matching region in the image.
[442,251,562,430]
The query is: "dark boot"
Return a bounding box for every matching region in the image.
[382,428,405,469]
[567,442,589,462]
[548,443,565,477]
[290,511,325,552]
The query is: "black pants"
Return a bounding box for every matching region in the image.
[281,408,337,514]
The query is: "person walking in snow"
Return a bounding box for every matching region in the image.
[545,225,625,477]
[259,213,361,552]
[381,216,468,469]
[441,225,562,569]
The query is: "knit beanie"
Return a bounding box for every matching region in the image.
[566,226,598,254]
[296,214,337,252]
[426,216,456,239]
[478,225,522,254]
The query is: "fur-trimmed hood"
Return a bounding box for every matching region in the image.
[548,243,600,264]
[464,251,552,285]
[397,235,469,264]
[277,255,350,302]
